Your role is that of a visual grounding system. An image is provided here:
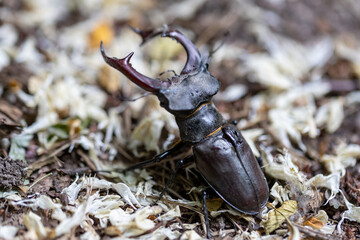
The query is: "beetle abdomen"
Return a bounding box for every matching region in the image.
[193,124,269,214]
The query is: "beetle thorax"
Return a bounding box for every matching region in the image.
[157,68,220,117]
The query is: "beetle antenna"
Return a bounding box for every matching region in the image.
[204,31,230,66]
[118,92,152,102]
[210,31,230,57]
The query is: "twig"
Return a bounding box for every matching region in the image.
[292,223,342,240]
[28,172,53,191]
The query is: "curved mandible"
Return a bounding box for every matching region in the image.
[131,27,202,74]
[100,41,171,92]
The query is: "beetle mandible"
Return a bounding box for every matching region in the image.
[100,27,269,215]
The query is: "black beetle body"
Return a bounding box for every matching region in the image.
[101,27,269,214]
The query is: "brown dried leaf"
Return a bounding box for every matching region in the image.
[67,118,81,138]
[263,200,298,234]
[206,198,223,212]
[88,22,114,49]
[303,210,328,230]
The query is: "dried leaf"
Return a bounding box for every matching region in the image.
[262,200,298,234]
[206,198,224,212]
[88,22,114,49]
[303,210,328,229]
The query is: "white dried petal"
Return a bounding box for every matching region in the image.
[15,38,44,66]
[85,178,113,190]
[61,175,84,205]
[169,222,199,231]
[270,182,290,204]
[129,98,177,156]
[55,192,96,237]
[273,81,331,109]
[326,98,344,133]
[80,221,100,240]
[14,195,61,211]
[0,49,10,71]
[112,182,140,208]
[139,227,182,240]
[306,37,334,68]
[87,195,124,214]
[307,173,341,203]
[241,128,264,157]
[316,98,344,133]
[156,206,181,222]
[269,109,306,151]
[337,191,360,233]
[23,211,48,239]
[335,38,360,63]
[109,206,164,237]
[345,91,360,105]
[16,0,68,27]
[0,24,18,47]
[248,93,267,121]
[25,77,108,135]
[23,113,58,135]
[320,143,360,176]
[214,84,248,102]
[135,207,157,231]
[180,230,202,240]
[243,53,294,89]
[265,151,305,189]
[321,223,336,235]
[102,106,125,145]
[0,190,22,201]
[52,208,67,222]
[165,0,206,20]
[16,89,36,108]
[109,208,130,227]
[0,226,18,240]
[247,24,333,89]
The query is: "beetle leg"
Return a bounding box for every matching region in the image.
[121,140,186,173]
[203,190,211,239]
[151,155,194,205]
[100,42,171,92]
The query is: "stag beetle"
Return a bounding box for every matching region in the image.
[100,27,269,219]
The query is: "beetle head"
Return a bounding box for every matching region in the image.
[101,27,220,117]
